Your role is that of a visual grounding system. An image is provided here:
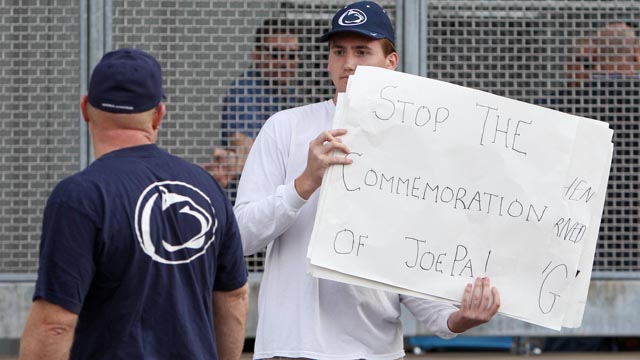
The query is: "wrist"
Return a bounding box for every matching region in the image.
[447,311,467,334]
[294,173,318,200]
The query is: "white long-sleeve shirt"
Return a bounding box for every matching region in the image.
[235,100,458,360]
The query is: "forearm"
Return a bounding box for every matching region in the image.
[234,181,305,255]
[20,300,77,360]
[400,295,458,339]
[294,171,320,200]
[20,326,74,360]
[213,283,249,360]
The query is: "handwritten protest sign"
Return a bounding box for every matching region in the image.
[307,66,613,330]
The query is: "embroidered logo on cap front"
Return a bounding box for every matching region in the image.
[338,9,367,26]
[135,181,217,265]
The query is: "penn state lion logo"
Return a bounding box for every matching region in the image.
[338,9,367,26]
[134,181,217,264]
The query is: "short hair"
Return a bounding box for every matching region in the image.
[254,18,299,47]
[380,38,397,57]
[328,37,397,57]
[595,22,640,48]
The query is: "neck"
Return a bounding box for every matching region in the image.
[92,130,155,159]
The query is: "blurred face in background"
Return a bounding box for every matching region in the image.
[254,34,300,86]
[593,23,640,75]
[567,23,640,87]
[566,37,596,87]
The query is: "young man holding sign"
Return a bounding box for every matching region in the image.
[235,2,500,358]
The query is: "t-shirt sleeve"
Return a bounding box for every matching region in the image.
[213,198,248,292]
[33,199,98,314]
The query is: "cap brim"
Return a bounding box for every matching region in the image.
[319,28,390,42]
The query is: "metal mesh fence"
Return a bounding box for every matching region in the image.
[111,0,396,271]
[0,0,80,272]
[1,0,638,274]
[425,0,640,272]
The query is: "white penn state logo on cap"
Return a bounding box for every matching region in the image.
[338,8,367,26]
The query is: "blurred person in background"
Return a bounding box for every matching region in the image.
[544,21,640,354]
[593,22,640,76]
[206,19,301,190]
[566,22,639,87]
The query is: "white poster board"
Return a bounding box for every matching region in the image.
[307,66,613,330]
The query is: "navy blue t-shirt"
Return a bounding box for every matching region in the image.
[34,144,247,360]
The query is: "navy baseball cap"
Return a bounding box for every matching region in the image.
[88,48,165,114]
[319,1,395,44]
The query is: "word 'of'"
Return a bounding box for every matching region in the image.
[333,229,367,256]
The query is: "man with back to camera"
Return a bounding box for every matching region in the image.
[234,2,501,359]
[19,48,248,360]
[207,19,301,189]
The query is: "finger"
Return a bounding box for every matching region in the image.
[490,287,501,313]
[314,130,335,145]
[313,129,348,145]
[328,128,348,137]
[214,153,229,162]
[212,171,227,185]
[340,153,354,165]
[471,277,483,308]
[327,154,354,166]
[481,277,492,308]
[460,283,473,312]
[323,141,351,156]
[213,147,227,157]
[326,129,349,146]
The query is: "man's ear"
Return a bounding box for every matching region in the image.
[386,52,399,71]
[152,103,166,130]
[80,95,90,123]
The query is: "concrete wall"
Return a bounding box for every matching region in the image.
[2,277,639,342]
